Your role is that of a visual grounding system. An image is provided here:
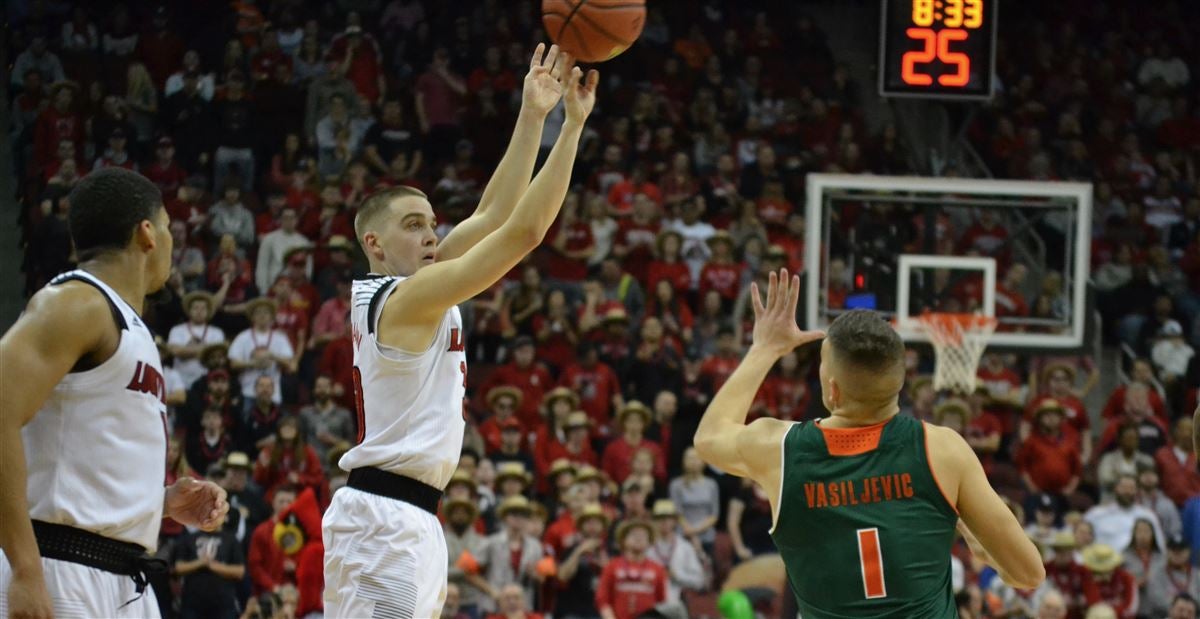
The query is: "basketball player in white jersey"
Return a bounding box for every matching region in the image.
[0,168,229,618]
[322,44,598,617]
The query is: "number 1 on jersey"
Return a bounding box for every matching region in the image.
[856,528,887,599]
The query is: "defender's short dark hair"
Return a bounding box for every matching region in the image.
[826,309,905,371]
[353,185,428,242]
[68,167,163,261]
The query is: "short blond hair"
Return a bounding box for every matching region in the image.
[353,185,429,245]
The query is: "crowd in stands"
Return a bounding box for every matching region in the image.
[7,0,1200,617]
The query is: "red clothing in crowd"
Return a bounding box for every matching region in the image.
[534,425,597,480]
[1026,394,1090,438]
[600,437,666,486]
[1016,430,1081,494]
[607,181,663,216]
[595,555,667,619]
[479,415,524,455]
[484,362,554,429]
[1101,384,1168,424]
[1091,569,1138,619]
[757,374,811,421]
[1155,444,1200,506]
[531,313,577,371]
[700,354,740,392]
[485,613,543,619]
[1044,559,1096,619]
[324,34,384,103]
[614,219,661,283]
[645,259,691,294]
[248,518,290,594]
[318,334,354,411]
[965,411,1005,476]
[254,445,326,498]
[543,513,579,558]
[142,160,188,198]
[559,361,622,433]
[543,221,593,282]
[698,262,742,302]
[33,107,84,166]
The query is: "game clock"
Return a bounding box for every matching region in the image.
[878,0,997,100]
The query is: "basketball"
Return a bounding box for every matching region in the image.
[542,0,646,63]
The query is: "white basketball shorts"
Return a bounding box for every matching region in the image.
[0,551,160,618]
[322,486,448,618]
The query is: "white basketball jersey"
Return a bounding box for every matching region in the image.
[339,276,467,490]
[24,270,168,552]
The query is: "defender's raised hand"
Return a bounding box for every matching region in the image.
[522,43,573,116]
[750,268,824,357]
[563,64,599,124]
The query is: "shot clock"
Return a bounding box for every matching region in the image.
[878,0,997,100]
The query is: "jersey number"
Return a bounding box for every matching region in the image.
[352,366,366,444]
[856,528,887,599]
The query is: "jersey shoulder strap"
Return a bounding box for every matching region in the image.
[49,271,128,331]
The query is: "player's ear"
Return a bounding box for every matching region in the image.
[135,219,157,252]
[827,377,841,410]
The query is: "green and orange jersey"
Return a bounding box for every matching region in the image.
[769,414,959,619]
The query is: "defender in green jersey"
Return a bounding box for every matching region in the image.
[694,270,1044,619]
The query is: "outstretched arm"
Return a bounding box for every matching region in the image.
[437,44,565,262]
[383,61,600,327]
[694,270,823,479]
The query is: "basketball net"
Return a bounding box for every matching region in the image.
[914,313,998,395]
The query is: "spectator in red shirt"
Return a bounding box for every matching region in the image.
[1096,382,1169,456]
[248,485,297,595]
[543,193,594,283]
[207,235,254,304]
[700,329,742,392]
[34,83,84,168]
[1025,364,1093,462]
[479,386,525,454]
[559,343,623,437]
[646,280,694,353]
[1082,544,1138,618]
[325,23,385,105]
[601,402,667,486]
[607,166,663,217]
[612,193,661,283]
[1156,417,1200,506]
[1044,531,1097,619]
[253,416,325,500]
[699,231,743,305]
[596,520,667,619]
[415,48,467,165]
[485,336,554,429]
[142,136,188,198]
[994,264,1029,323]
[1101,359,1168,424]
[646,230,692,294]
[468,46,518,95]
[1017,400,1082,499]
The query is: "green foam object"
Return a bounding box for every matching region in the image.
[716,589,754,619]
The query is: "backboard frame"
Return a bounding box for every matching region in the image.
[805,174,1092,349]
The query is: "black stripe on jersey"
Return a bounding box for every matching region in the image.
[366,280,394,336]
[50,273,128,331]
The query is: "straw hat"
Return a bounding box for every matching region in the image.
[565,411,591,430]
[603,307,630,324]
[245,296,278,318]
[445,471,475,496]
[617,401,652,428]
[1041,362,1077,383]
[1049,531,1077,549]
[543,387,580,411]
[574,465,603,485]
[443,496,478,521]
[651,499,679,519]
[1032,399,1066,420]
[495,462,532,488]
[933,398,972,425]
[486,385,523,410]
[615,518,656,546]
[181,290,217,320]
[907,375,934,399]
[1081,544,1123,573]
[326,235,353,252]
[497,495,533,519]
[576,503,610,529]
[548,459,576,480]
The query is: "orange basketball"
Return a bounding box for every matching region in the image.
[542,0,646,63]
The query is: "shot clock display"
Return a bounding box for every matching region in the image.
[878,0,997,100]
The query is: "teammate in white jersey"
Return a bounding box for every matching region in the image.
[322,44,598,617]
[0,168,229,619]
